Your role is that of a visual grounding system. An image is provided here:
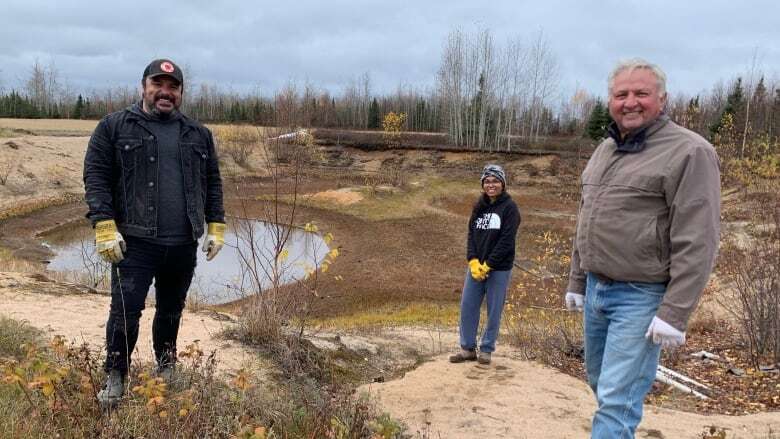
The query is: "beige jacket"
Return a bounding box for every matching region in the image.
[567,116,720,330]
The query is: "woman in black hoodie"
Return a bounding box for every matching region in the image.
[449,164,520,365]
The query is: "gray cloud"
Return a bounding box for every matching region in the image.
[1,0,778,100]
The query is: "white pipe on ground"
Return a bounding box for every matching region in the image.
[655,368,709,400]
[657,365,710,390]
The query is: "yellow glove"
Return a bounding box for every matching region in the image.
[201,222,226,261]
[468,258,481,279]
[95,219,126,264]
[476,261,491,281]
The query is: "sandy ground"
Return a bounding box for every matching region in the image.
[0,272,256,375]
[361,351,780,439]
[0,135,88,215]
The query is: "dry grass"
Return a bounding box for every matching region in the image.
[0,118,274,139]
[0,248,42,273]
[0,192,82,222]
[311,302,460,330]
[0,315,43,358]
[339,177,472,221]
[0,127,16,138]
[0,317,405,438]
[253,176,473,222]
[0,118,98,136]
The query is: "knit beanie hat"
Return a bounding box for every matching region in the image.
[480,164,506,187]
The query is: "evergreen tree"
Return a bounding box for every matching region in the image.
[73,94,84,119]
[711,77,745,137]
[771,88,780,140]
[751,76,768,135]
[50,102,61,119]
[368,98,380,129]
[83,97,92,119]
[586,99,612,140]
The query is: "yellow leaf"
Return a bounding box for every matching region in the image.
[321,263,329,273]
[42,383,55,397]
[179,409,188,417]
[278,248,289,262]
[159,410,168,418]
[328,248,340,259]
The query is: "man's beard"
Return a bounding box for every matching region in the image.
[144,94,179,120]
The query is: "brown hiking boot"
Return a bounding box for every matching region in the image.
[477,352,491,365]
[449,349,477,363]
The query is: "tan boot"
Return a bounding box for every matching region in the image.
[477,352,491,365]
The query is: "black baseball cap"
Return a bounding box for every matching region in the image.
[142,59,183,84]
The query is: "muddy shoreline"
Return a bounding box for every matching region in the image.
[0,175,469,317]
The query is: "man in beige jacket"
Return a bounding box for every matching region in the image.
[564,59,720,438]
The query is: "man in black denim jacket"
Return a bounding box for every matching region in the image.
[83,58,225,408]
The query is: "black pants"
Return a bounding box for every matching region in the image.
[104,236,197,373]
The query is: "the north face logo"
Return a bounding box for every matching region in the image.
[475,213,501,230]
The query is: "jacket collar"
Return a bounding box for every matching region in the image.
[607,114,670,153]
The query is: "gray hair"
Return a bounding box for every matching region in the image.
[608,58,667,97]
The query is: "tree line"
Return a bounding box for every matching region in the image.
[1,35,778,152]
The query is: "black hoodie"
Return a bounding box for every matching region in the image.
[466,192,521,271]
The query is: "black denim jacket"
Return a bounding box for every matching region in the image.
[83,104,224,240]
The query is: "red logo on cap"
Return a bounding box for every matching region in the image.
[160,61,175,73]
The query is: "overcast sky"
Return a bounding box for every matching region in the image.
[1,0,778,101]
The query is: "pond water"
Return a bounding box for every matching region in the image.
[43,219,328,304]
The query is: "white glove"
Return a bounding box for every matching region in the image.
[565,292,584,312]
[95,219,126,264]
[201,222,225,261]
[645,316,686,349]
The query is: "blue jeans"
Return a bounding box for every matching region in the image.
[458,268,512,353]
[584,273,665,438]
[105,236,197,373]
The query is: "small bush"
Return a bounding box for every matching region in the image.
[271,129,319,165]
[382,113,406,146]
[0,316,42,359]
[718,189,780,367]
[214,125,261,167]
[0,323,405,438]
[503,230,584,372]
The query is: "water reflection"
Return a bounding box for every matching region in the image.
[44,219,328,304]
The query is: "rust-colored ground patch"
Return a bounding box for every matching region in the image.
[311,188,364,205]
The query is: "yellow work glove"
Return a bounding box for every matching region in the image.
[468,258,481,280]
[95,219,126,264]
[201,222,226,261]
[476,261,491,281]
